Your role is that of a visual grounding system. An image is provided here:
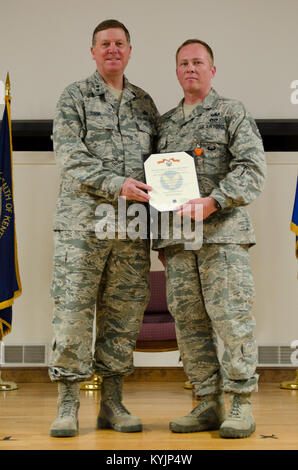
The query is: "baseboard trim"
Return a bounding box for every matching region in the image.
[256,367,298,384]
[1,366,297,384]
[0,367,51,383]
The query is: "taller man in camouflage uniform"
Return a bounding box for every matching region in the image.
[154,39,266,438]
[49,19,158,437]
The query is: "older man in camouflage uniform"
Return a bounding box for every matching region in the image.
[154,39,266,438]
[49,19,158,437]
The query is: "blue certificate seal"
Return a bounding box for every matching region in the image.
[160,171,183,191]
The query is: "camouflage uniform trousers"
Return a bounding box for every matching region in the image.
[48,230,150,382]
[164,243,258,396]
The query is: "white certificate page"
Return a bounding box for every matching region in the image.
[144,152,200,212]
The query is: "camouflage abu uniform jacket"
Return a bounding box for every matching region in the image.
[152,88,266,249]
[53,70,159,232]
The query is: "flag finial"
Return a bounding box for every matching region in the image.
[5,73,11,99]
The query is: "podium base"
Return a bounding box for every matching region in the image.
[0,372,17,391]
[184,381,193,390]
[80,374,102,391]
[280,370,298,390]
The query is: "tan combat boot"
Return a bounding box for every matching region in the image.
[219,393,255,438]
[169,393,226,433]
[97,376,142,432]
[50,381,80,437]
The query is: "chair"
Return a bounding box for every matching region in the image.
[135,270,178,352]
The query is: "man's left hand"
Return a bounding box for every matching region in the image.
[176,197,218,221]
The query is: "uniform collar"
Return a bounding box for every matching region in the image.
[171,88,219,124]
[89,70,136,102]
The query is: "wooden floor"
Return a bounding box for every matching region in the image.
[0,381,297,451]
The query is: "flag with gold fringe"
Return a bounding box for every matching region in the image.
[0,75,22,339]
[290,175,298,259]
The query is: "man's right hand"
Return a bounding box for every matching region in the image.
[120,177,152,202]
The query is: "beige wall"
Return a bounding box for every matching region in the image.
[249,153,298,345]
[0,0,298,119]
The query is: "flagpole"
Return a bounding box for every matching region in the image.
[0,73,18,391]
[5,72,10,99]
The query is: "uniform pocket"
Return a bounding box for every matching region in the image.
[199,141,230,174]
[242,339,257,361]
[136,119,153,153]
[53,235,67,267]
[50,232,68,298]
[85,126,113,157]
[224,245,255,311]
